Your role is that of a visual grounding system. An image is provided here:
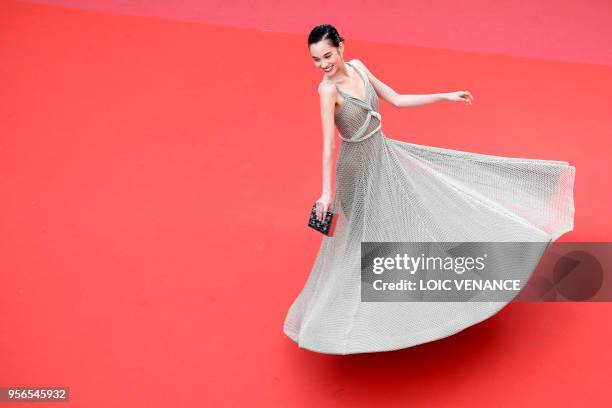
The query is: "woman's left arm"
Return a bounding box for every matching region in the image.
[351,59,473,108]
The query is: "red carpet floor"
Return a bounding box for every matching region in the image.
[1,1,611,406]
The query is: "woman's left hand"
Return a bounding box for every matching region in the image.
[446,91,473,105]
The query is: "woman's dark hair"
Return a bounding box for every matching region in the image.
[308,24,344,48]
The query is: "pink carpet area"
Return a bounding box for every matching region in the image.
[1,1,611,407]
[22,0,612,66]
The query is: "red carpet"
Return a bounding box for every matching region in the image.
[1,1,611,406]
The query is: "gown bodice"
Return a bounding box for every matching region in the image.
[321,60,383,143]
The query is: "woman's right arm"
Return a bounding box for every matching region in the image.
[315,81,336,221]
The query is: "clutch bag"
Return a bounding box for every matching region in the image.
[307,203,337,236]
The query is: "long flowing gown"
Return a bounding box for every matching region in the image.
[283,60,575,354]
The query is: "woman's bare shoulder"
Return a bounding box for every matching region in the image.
[317,79,337,94]
[350,58,371,74]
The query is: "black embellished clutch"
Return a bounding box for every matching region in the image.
[307,203,337,236]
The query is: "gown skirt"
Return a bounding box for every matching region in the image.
[283,60,576,354]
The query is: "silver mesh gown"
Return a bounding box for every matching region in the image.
[283,60,575,354]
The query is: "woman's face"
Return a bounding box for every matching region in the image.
[310,40,343,76]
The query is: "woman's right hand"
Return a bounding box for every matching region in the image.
[315,194,333,221]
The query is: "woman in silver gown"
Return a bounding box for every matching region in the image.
[283,24,575,355]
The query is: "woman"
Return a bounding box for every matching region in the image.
[283,24,575,355]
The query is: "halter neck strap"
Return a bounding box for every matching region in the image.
[325,61,369,104]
